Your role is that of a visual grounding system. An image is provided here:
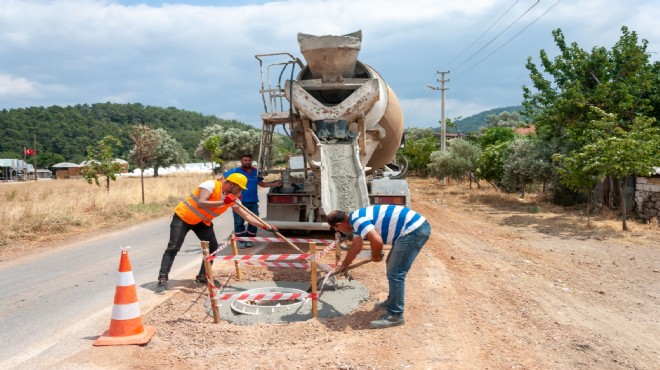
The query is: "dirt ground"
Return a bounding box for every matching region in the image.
[56,178,660,369]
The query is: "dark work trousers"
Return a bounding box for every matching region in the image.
[157,213,219,281]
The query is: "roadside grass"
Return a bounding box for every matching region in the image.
[0,173,210,253]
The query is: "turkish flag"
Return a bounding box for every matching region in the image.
[25,148,35,155]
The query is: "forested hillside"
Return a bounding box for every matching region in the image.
[0,103,255,165]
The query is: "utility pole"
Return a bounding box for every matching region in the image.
[427,71,450,153]
[427,71,450,184]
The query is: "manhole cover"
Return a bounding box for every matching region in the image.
[230,286,308,315]
[204,286,309,317]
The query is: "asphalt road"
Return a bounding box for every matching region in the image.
[0,196,266,369]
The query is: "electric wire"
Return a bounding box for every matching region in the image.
[453,0,562,81]
[403,85,435,127]
[445,0,520,71]
[452,0,540,75]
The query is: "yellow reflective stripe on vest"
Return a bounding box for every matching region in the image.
[187,192,223,218]
[180,192,223,222]
[181,196,212,223]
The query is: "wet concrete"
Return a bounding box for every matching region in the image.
[320,143,369,212]
[207,280,370,325]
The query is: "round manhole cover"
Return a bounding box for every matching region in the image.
[230,287,308,315]
[205,286,309,317]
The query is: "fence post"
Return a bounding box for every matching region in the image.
[201,241,220,323]
[231,234,242,280]
[309,242,318,318]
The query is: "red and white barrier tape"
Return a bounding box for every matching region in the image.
[212,292,316,302]
[205,239,232,261]
[209,253,311,262]
[315,241,337,260]
[233,236,334,244]
[238,261,310,268]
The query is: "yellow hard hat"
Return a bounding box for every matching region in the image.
[226,173,248,190]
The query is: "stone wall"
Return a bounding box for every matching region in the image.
[635,176,660,221]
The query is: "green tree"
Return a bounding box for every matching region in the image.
[201,134,224,173]
[475,126,516,149]
[400,136,438,176]
[558,112,660,230]
[523,26,660,207]
[37,152,66,169]
[501,138,552,197]
[427,138,481,186]
[82,136,123,191]
[476,141,514,187]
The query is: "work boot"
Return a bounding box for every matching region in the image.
[374,300,389,310]
[155,279,168,294]
[195,275,207,284]
[370,314,405,328]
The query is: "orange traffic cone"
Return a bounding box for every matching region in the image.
[94,249,156,346]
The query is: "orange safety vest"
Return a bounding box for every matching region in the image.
[174,180,233,226]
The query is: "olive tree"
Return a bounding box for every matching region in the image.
[83,135,123,191]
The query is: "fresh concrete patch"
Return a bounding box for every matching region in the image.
[205,280,370,325]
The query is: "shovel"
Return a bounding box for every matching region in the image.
[316,258,375,298]
[233,199,335,275]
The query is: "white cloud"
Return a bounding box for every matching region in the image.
[1,0,658,125]
[0,74,37,97]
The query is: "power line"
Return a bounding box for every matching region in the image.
[403,87,434,125]
[445,0,520,71]
[452,0,541,75]
[453,0,562,81]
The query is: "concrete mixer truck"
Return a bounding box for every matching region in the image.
[255,30,409,230]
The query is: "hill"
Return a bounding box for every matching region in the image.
[0,103,256,165]
[453,105,525,134]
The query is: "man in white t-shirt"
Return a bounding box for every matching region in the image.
[155,173,275,294]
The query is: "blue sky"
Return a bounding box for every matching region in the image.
[1,0,658,128]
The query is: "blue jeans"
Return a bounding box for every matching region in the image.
[385,220,431,317]
[233,201,259,237]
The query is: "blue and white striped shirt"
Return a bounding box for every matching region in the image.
[348,205,426,245]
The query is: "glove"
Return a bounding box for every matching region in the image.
[262,225,278,233]
[223,193,237,204]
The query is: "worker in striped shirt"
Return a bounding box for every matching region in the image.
[326,205,431,328]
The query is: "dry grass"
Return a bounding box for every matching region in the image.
[408,176,659,235]
[2,175,656,260]
[0,173,211,254]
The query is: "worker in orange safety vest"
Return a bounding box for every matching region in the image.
[155,173,275,294]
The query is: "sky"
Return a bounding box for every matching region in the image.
[1,0,659,129]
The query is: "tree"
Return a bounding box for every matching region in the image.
[477,141,510,187]
[82,136,123,191]
[474,126,516,149]
[201,134,223,173]
[486,111,522,128]
[523,26,660,207]
[150,129,188,177]
[129,125,159,204]
[427,138,481,186]
[558,112,660,230]
[400,136,438,176]
[501,138,552,197]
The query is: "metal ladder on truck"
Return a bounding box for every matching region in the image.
[254,53,304,175]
